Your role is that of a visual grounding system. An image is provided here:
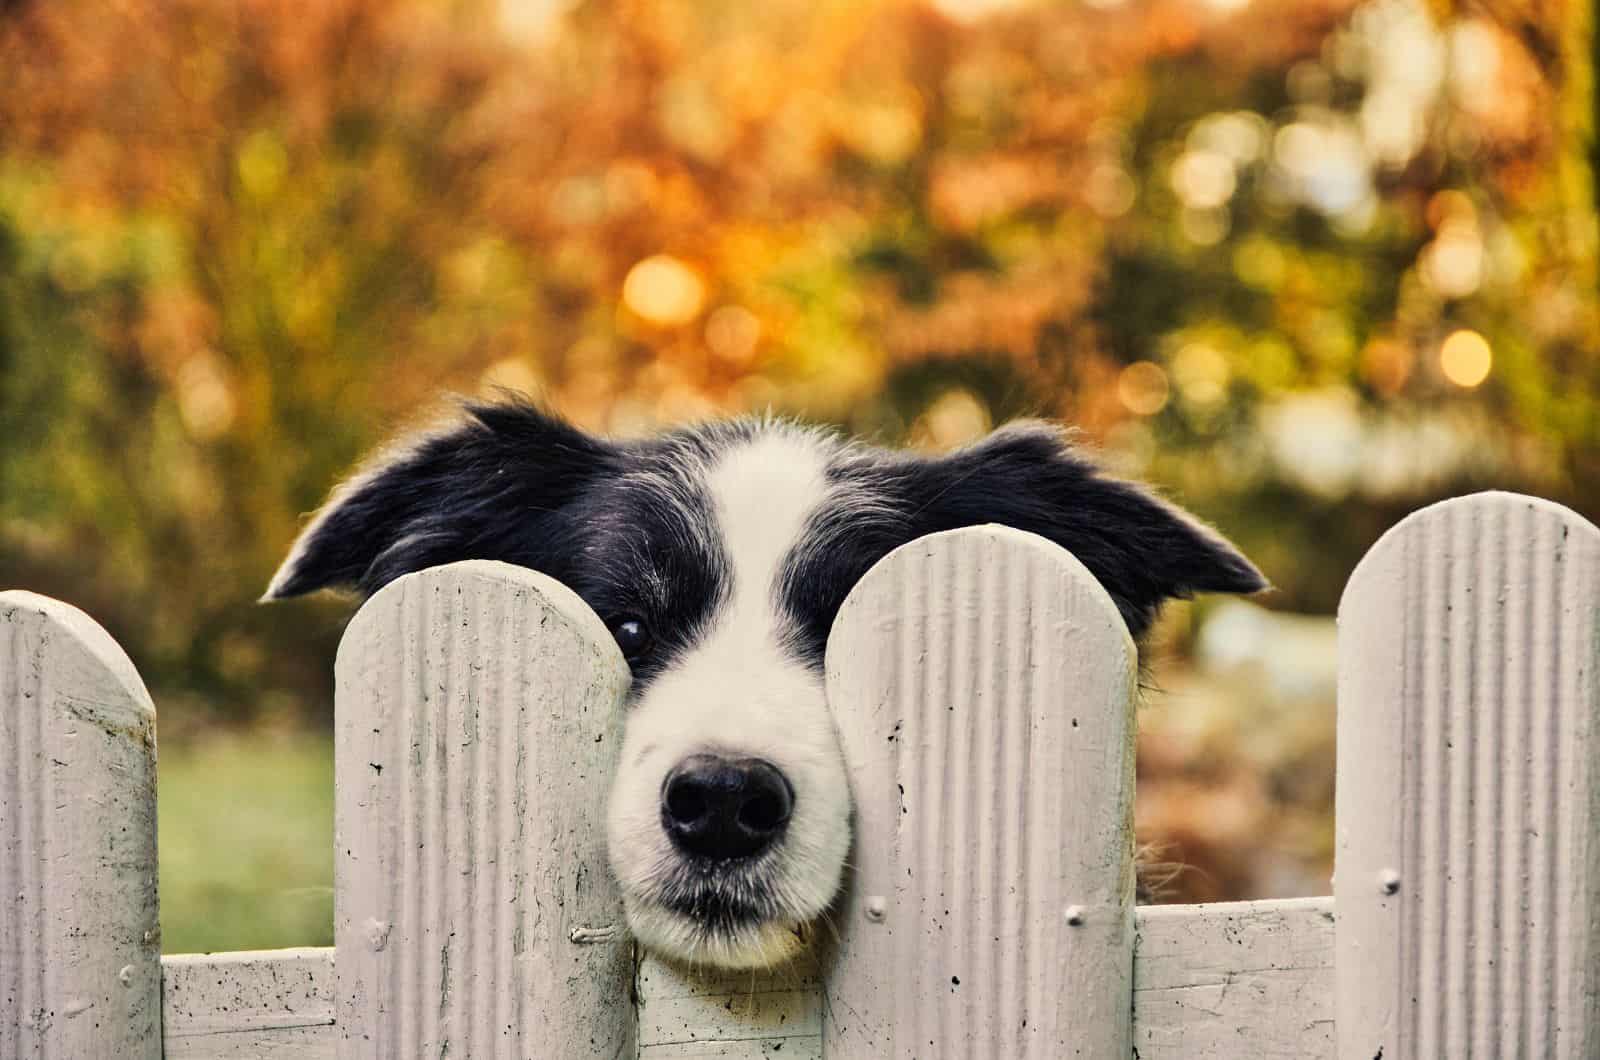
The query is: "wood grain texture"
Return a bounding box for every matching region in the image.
[162,948,335,1059]
[1336,492,1600,1059]
[822,525,1138,1058]
[636,957,821,1058]
[1134,897,1334,1059]
[1,591,161,1059]
[332,560,634,1059]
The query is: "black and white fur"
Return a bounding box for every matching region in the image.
[265,400,1266,969]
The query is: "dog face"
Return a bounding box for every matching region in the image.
[266,401,1265,968]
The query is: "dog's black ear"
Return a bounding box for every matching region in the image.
[262,401,617,600]
[909,421,1267,638]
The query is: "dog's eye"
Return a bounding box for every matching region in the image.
[610,616,652,661]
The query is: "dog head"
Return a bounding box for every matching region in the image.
[266,400,1265,968]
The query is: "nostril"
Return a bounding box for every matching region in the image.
[737,762,793,834]
[664,778,708,825]
[736,794,787,832]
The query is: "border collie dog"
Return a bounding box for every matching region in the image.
[265,400,1265,969]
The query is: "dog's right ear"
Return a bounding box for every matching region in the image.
[262,400,617,601]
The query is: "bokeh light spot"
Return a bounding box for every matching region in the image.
[623,255,706,326]
[1421,220,1484,298]
[1173,342,1231,407]
[1117,361,1170,416]
[1188,111,1267,165]
[1170,148,1236,209]
[1085,162,1136,218]
[910,389,992,449]
[176,355,236,440]
[1439,329,1492,387]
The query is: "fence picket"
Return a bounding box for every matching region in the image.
[1335,491,1600,1058]
[12,486,1600,1057]
[1,591,161,1058]
[822,525,1138,1057]
[331,560,634,1059]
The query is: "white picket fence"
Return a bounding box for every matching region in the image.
[3,489,1598,1058]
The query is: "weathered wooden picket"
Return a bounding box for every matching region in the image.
[3,489,1598,1058]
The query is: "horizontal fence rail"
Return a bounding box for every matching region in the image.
[155,896,1338,1059]
[4,490,1599,1058]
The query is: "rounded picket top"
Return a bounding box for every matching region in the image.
[823,525,1137,1059]
[332,560,634,1060]
[1,591,161,1059]
[336,557,628,680]
[1336,491,1600,1059]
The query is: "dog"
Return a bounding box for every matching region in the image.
[264,399,1265,969]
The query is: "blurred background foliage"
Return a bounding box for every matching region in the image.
[2,0,1596,947]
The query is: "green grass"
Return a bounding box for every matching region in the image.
[158,730,334,954]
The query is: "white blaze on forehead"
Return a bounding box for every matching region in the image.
[705,430,830,641]
[605,427,854,967]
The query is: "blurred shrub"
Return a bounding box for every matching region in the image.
[1138,600,1340,902]
[0,0,1595,732]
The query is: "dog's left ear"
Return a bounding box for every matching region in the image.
[909,422,1268,638]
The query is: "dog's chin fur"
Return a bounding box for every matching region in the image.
[622,900,814,970]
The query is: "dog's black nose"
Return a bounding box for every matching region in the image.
[662,754,794,860]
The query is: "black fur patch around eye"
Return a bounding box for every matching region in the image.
[264,399,732,693]
[556,454,730,689]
